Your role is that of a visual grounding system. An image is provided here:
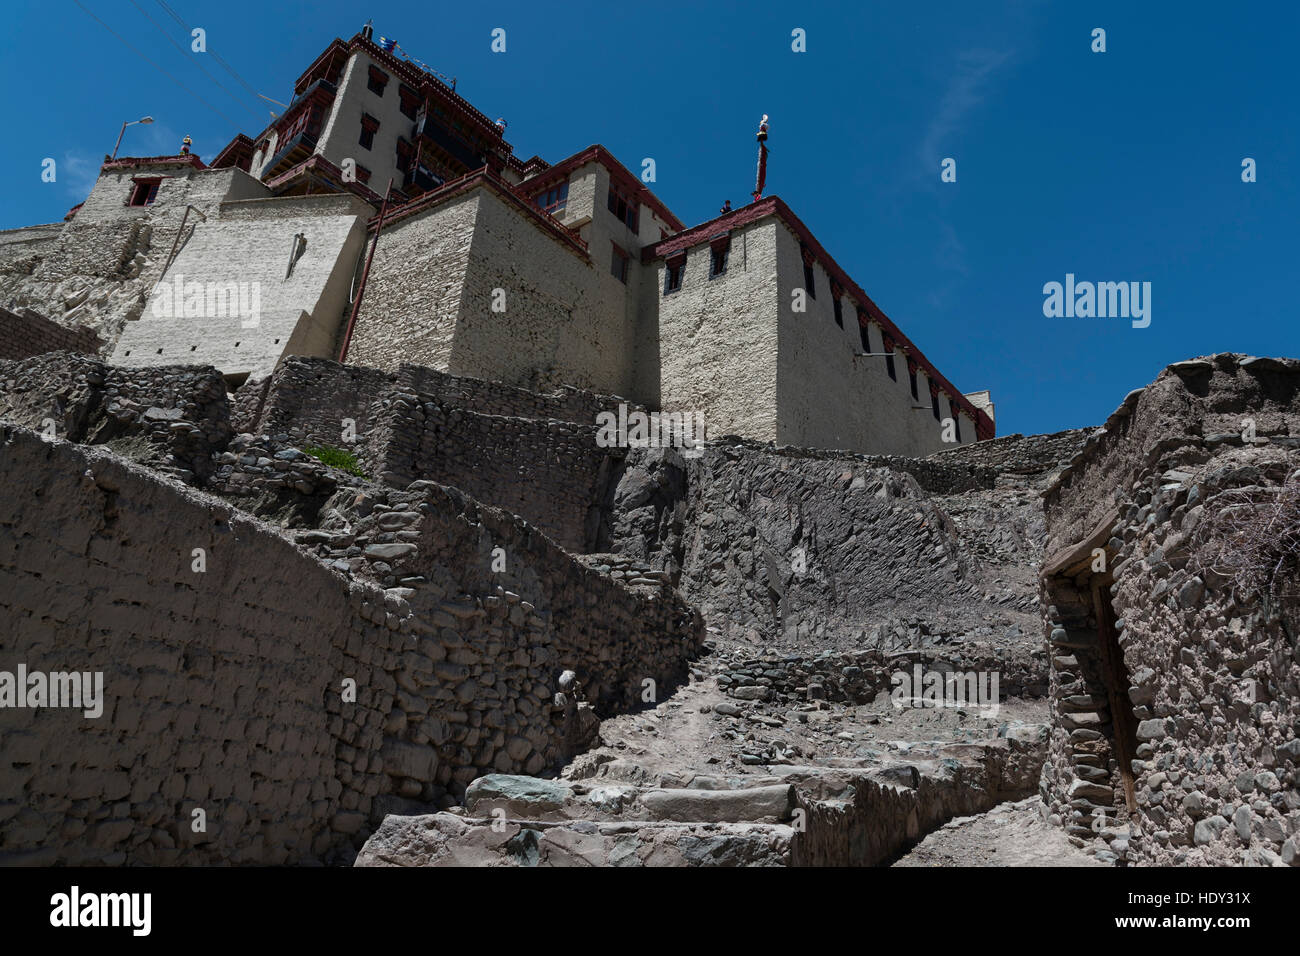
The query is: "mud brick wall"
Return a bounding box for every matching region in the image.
[0,429,397,865]
[0,307,104,361]
[1040,354,1300,866]
[382,402,618,553]
[0,426,703,865]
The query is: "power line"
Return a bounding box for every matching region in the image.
[72,0,241,131]
[126,0,260,119]
[154,0,266,103]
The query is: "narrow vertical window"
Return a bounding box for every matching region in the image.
[610,243,630,284]
[665,252,686,293]
[607,185,638,230]
[709,235,729,278]
[359,114,379,150]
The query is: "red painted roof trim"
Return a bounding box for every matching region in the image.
[644,198,778,260]
[101,154,207,173]
[262,154,386,206]
[645,197,995,440]
[211,133,256,170]
[521,145,685,233]
[371,167,589,261]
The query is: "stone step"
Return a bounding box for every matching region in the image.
[355,812,794,866]
[462,773,797,825]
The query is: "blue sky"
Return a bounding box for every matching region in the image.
[2,0,1295,437]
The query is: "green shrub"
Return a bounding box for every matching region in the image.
[302,443,366,478]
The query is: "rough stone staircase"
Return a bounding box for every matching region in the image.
[355,724,1048,867]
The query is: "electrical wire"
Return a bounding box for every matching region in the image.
[126,0,260,119]
[71,0,241,130]
[154,0,265,103]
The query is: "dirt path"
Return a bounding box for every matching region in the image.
[892,796,1103,867]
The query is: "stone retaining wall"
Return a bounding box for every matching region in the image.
[716,645,1046,708]
[0,423,702,865]
[0,306,104,361]
[0,351,230,481]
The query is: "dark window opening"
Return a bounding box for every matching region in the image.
[949,401,963,441]
[908,366,918,400]
[709,240,729,278]
[885,352,896,381]
[367,66,389,96]
[398,84,420,119]
[127,178,161,206]
[396,138,414,175]
[858,320,871,354]
[665,256,685,293]
[610,243,630,284]
[931,389,941,419]
[833,296,843,328]
[607,185,638,230]
[359,114,379,150]
[802,261,816,299]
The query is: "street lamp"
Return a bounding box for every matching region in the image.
[111,116,154,160]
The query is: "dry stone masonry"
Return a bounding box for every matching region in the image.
[1,347,1296,867]
[1039,354,1300,866]
[0,353,703,864]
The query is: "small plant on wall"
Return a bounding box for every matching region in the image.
[302,443,366,478]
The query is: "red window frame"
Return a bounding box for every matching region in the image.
[367,65,389,96]
[395,138,414,173]
[398,84,421,119]
[532,181,569,214]
[359,114,379,150]
[126,176,162,207]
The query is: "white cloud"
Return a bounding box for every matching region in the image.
[60,151,99,203]
[918,48,1012,171]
